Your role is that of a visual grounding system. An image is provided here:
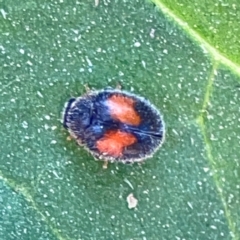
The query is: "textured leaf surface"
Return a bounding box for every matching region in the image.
[159,0,240,65]
[0,1,239,239]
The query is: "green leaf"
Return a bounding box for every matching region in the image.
[156,0,240,66]
[0,1,239,239]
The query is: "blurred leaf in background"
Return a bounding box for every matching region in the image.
[0,0,239,239]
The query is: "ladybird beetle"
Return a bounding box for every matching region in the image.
[62,87,165,163]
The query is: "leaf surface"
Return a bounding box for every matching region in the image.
[0,1,239,239]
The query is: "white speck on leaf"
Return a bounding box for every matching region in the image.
[94,0,99,7]
[45,115,50,120]
[203,167,209,172]
[172,129,178,136]
[124,178,134,190]
[127,193,138,209]
[37,91,43,98]
[26,60,33,66]
[118,71,124,76]
[210,225,217,230]
[163,49,168,54]
[187,202,193,209]
[134,42,141,47]
[22,121,28,129]
[72,29,79,34]
[19,49,25,54]
[45,211,50,217]
[86,56,93,67]
[0,9,7,19]
[150,28,155,38]
[52,170,61,179]
[141,60,146,68]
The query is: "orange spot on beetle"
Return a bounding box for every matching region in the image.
[107,94,141,126]
[96,130,137,157]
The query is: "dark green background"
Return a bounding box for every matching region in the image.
[0,0,239,239]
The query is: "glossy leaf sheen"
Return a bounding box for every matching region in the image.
[0,1,239,240]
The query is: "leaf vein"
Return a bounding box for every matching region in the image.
[151,0,240,77]
[0,170,71,240]
[196,65,238,240]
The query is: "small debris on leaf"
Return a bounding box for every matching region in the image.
[124,178,134,190]
[127,193,138,209]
